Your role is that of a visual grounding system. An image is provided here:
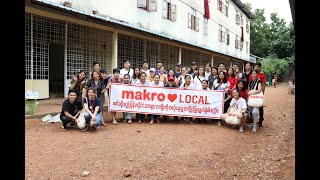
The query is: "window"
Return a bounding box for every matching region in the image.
[240,15,243,27]
[246,20,249,33]
[217,0,223,12]
[226,29,230,45]
[235,11,240,25]
[203,17,208,35]
[225,1,229,17]
[137,0,157,12]
[218,25,222,42]
[162,0,176,21]
[188,9,199,31]
[246,41,249,54]
[240,41,243,51]
[235,35,239,49]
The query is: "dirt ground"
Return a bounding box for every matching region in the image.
[25,84,295,180]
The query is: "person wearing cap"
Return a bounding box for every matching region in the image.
[163,76,179,123]
[249,62,266,127]
[107,68,123,125]
[148,68,156,83]
[175,63,182,79]
[188,61,197,77]
[120,60,134,80]
[155,62,167,75]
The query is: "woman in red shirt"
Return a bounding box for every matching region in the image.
[227,67,238,91]
[236,79,248,101]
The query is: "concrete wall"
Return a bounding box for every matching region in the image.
[25,80,49,99]
[46,0,251,61]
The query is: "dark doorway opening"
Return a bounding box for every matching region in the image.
[49,43,64,98]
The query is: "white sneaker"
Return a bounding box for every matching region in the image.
[112,119,118,125]
[128,119,132,124]
[239,125,244,133]
[252,126,257,132]
[217,122,222,127]
[150,120,154,125]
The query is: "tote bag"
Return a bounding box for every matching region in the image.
[225,106,242,125]
[76,109,86,129]
[248,81,264,107]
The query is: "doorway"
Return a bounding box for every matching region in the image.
[49,43,64,98]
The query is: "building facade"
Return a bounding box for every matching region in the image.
[25,0,254,98]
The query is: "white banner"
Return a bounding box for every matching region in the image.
[109,84,224,118]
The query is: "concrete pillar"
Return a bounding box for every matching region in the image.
[112,30,118,68]
[178,46,182,64]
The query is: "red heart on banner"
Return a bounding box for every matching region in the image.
[167,94,177,102]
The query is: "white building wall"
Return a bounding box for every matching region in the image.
[47,0,251,61]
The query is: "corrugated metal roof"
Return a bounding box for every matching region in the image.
[231,0,255,19]
[33,0,249,61]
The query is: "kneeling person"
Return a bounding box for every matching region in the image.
[82,87,103,131]
[60,90,83,130]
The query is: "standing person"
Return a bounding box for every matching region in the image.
[99,69,109,126]
[177,66,193,86]
[194,66,206,90]
[159,66,168,84]
[131,67,141,84]
[122,74,132,124]
[120,60,134,79]
[227,67,238,90]
[69,70,87,103]
[135,72,150,123]
[148,68,156,83]
[220,89,248,133]
[140,61,150,77]
[60,90,83,130]
[85,71,104,98]
[92,61,100,73]
[107,68,123,125]
[155,62,167,75]
[218,63,226,73]
[248,70,263,132]
[180,75,195,124]
[163,76,179,123]
[188,61,197,77]
[212,71,231,126]
[249,62,267,127]
[174,63,182,79]
[242,62,252,90]
[273,71,278,88]
[149,74,164,124]
[82,87,103,131]
[197,79,210,124]
[204,63,212,80]
[167,69,179,85]
[232,63,241,80]
[208,66,219,90]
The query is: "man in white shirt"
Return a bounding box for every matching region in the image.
[120,60,134,79]
[140,61,150,77]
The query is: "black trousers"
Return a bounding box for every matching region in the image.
[60,114,73,126]
[259,106,264,121]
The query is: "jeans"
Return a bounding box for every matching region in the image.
[124,112,132,120]
[60,114,76,127]
[151,114,160,120]
[136,113,145,120]
[84,112,102,127]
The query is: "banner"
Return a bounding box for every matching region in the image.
[109,84,224,118]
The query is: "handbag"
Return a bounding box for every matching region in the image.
[248,80,264,107]
[225,106,242,125]
[76,108,86,129]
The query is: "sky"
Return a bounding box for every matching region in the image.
[240,0,292,24]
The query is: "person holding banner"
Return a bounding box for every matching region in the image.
[220,89,247,133]
[248,70,263,132]
[122,74,133,124]
[135,72,150,123]
[180,75,195,124]
[149,74,165,124]
[107,68,123,125]
[163,76,179,123]
[212,71,231,126]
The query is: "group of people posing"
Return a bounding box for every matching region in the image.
[60,60,266,133]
